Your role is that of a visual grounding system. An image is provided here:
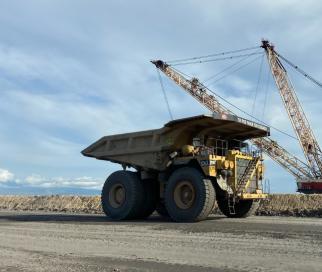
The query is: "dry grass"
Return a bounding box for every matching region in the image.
[0,196,103,214]
[0,194,321,217]
[256,194,322,217]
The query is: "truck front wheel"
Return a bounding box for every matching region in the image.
[217,196,259,218]
[165,167,215,222]
[101,171,144,220]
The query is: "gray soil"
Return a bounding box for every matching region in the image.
[0,211,321,272]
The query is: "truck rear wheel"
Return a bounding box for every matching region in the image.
[101,170,144,220]
[217,196,259,218]
[165,167,215,222]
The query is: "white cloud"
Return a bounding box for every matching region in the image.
[25,174,43,185]
[0,168,14,183]
[1,172,102,190]
[24,174,102,190]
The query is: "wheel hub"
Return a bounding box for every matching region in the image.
[173,181,196,209]
[109,184,125,208]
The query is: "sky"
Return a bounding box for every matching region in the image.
[0,0,322,194]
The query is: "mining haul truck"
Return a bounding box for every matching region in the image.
[82,113,269,222]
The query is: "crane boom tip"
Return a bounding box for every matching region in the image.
[151,60,167,68]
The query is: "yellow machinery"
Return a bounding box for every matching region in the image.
[83,113,269,222]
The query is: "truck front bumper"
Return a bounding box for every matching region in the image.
[238,193,268,199]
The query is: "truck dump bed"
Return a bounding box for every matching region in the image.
[81,113,269,170]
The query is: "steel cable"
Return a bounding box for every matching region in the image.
[170,66,298,140]
[169,52,263,66]
[166,45,260,64]
[205,54,264,88]
[251,53,265,115]
[276,51,322,89]
[203,54,254,83]
[156,69,173,120]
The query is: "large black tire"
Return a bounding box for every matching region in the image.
[165,167,215,222]
[217,196,260,218]
[101,170,144,220]
[137,179,158,219]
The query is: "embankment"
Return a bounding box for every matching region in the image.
[0,194,321,217]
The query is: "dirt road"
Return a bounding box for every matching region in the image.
[0,211,321,272]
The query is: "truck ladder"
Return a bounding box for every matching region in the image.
[227,195,236,215]
[237,157,260,194]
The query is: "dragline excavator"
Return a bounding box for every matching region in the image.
[152,40,322,194]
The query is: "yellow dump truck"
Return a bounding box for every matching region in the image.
[82,113,269,222]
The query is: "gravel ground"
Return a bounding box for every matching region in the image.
[0,211,321,272]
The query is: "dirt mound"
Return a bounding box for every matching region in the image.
[0,194,321,217]
[0,195,102,214]
[257,194,322,217]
